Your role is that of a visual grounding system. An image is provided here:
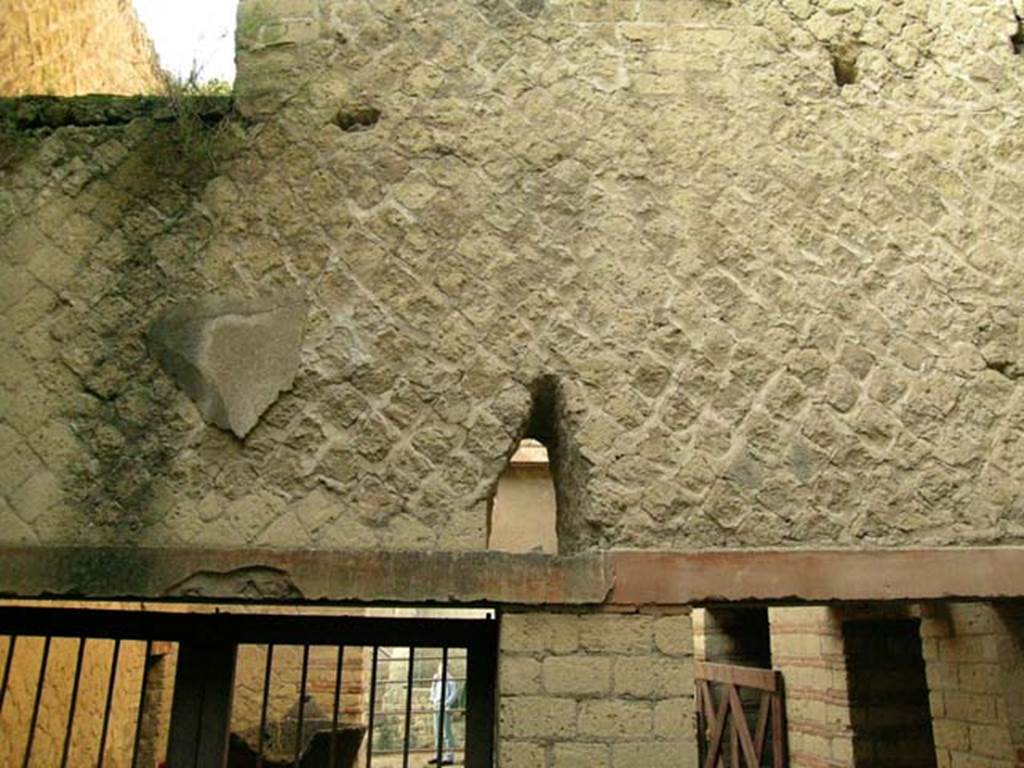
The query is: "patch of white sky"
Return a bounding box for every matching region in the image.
[133,0,238,84]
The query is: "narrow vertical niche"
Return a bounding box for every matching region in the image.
[486,376,589,555]
[831,41,860,87]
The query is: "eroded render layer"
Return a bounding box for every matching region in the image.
[1,0,1023,552]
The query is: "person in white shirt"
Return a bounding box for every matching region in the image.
[428,661,458,765]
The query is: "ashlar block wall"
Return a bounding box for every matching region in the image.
[499,609,696,768]
[920,603,1024,768]
[768,607,854,768]
[0,634,168,768]
[765,603,1024,768]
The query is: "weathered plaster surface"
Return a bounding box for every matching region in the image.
[1,1,1023,553]
[147,292,308,438]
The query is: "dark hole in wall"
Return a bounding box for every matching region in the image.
[843,619,937,768]
[831,43,859,86]
[701,606,772,669]
[334,104,380,132]
[517,0,546,18]
[524,375,558,445]
[1012,5,1024,55]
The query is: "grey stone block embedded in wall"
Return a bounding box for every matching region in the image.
[147,292,308,439]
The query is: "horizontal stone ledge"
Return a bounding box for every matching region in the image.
[0,547,613,606]
[0,94,234,131]
[0,547,1022,606]
[607,548,1024,605]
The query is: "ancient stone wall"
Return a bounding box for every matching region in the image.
[920,603,1024,768]
[0,634,157,767]
[767,606,853,766]
[0,0,164,97]
[768,602,1024,768]
[2,0,1024,555]
[499,609,696,768]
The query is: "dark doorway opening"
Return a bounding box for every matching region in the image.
[843,619,937,768]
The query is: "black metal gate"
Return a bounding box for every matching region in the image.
[0,606,498,768]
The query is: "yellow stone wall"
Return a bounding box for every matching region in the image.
[765,603,1024,768]
[0,634,162,768]
[920,603,1024,768]
[767,607,853,767]
[499,609,696,768]
[0,0,163,96]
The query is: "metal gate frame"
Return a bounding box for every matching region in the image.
[0,606,499,768]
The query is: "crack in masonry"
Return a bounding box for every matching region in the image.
[1012,0,1024,54]
[985,359,1024,380]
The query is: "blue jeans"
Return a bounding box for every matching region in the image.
[434,705,454,760]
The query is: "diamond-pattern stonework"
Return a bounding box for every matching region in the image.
[1,0,1023,551]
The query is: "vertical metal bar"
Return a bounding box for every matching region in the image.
[97,638,122,768]
[464,620,499,768]
[59,638,87,768]
[295,644,310,766]
[435,647,449,767]
[365,646,379,768]
[166,640,238,768]
[256,644,274,768]
[0,635,16,713]
[328,645,345,768]
[402,647,415,768]
[22,635,52,768]
[130,640,154,768]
